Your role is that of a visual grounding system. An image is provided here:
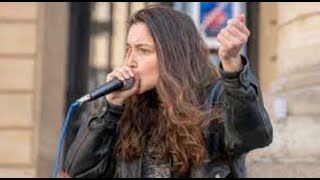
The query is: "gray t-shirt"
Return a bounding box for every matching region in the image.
[142,141,171,178]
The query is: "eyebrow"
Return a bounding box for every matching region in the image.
[126,42,154,48]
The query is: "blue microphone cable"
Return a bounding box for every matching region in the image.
[51,78,133,177]
[53,100,81,178]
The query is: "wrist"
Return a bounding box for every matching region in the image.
[103,98,125,118]
[105,97,124,107]
[221,55,243,72]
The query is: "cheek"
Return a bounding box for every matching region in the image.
[138,59,159,92]
[148,59,159,85]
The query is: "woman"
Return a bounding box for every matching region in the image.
[63,5,272,178]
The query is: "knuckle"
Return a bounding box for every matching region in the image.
[113,68,120,73]
[125,67,132,73]
[106,73,114,81]
[114,70,122,76]
[239,37,246,44]
[230,42,237,49]
[113,69,120,74]
[120,68,128,75]
[225,43,231,50]
[226,27,232,33]
[239,40,245,45]
[223,29,228,34]
[108,70,115,76]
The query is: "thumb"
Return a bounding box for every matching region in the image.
[237,14,245,23]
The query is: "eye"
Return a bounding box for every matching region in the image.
[140,48,150,54]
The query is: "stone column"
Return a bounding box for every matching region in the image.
[248,2,320,178]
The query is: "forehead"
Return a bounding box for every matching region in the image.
[127,23,155,46]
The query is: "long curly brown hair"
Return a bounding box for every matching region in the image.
[115,5,221,176]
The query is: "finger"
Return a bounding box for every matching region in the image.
[220,28,243,51]
[229,19,250,36]
[226,25,248,44]
[220,28,231,40]
[221,28,240,45]
[106,72,115,82]
[123,66,135,77]
[114,69,127,81]
[119,67,131,79]
[217,32,231,49]
[107,69,125,81]
[106,72,121,82]
[236,14,245,23]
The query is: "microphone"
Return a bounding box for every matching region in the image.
[77,78,135,105]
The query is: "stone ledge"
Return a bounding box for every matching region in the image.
[0,167,35,178]
[248,161,320,178]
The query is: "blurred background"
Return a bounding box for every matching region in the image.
[0,2,319,178]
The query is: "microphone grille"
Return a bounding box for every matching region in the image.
[122,78,135,90]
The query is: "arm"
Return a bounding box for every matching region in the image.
[219,55,273,156]
[63,101,124,178]
[215,13,272,155]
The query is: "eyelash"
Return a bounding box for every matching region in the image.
[126,47,150,55]
[140,48,149,53]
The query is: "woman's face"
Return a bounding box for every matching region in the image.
[126,23,159,94]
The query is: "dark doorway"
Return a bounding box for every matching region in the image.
[246,2,260,78]
[64,2,92,157]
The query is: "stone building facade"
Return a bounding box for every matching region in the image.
[0,2,319,178]
[247,2,320,178]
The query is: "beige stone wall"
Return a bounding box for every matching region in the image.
[35,3,69,178]
[258,3,278,92]
[0,2,39,178]
[0,2,69,178]
[8,2,320,178]
[248,2,320,178]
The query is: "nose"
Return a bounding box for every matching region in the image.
[129,60,138,69]
[126,50,138,69]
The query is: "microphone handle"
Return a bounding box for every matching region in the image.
[89,79,123,102]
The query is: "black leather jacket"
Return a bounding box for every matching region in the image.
[63,56,273,178]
